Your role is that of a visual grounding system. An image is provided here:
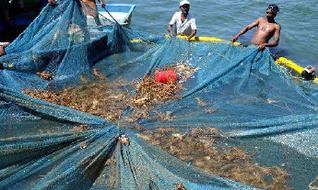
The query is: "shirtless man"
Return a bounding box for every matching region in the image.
[231,4,281,51]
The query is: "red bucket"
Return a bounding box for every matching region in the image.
[155,69,177,84]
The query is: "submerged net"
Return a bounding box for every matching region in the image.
[0,0,318,189]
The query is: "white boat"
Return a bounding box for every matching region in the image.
[98,3,136,27]
[87,3,136,27]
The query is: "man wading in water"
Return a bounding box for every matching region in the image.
[231,4,281,51]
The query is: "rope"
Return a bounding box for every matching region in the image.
[79,0,113,27]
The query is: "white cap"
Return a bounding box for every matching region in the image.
[180,0,190,6]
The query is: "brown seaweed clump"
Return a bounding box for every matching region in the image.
[130,76,181,109]
[175,61,199,83]
[129,75,182,121]
[23,78,129,122]
[137,128,290,190]
[37,71,54,81]
[24,64,196,123]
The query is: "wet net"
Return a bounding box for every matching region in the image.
[0,0,318,189]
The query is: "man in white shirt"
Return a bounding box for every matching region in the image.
[167,0,197,41]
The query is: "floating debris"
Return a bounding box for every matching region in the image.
[24,65,195,123]
[130,75,181,109]
[70,125,91,132]
[204,108,218,114]
[23,78,129,121]
[196,97,218,114]
[195,97,207,107]
[23,67,290,189]
[176,183,187,190]
[154,111,174,121]
[37,71,54,81]
[137,127,290,190]
[266,98,278,104]
[176,61,199,83]
[80,142,88,149]
[129,74,181,121]
[119,134,130,146]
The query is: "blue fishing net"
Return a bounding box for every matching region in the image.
[1,0,317,189]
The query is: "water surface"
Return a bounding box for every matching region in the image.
[119,0,318,66]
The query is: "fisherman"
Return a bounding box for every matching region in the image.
[0,42,10,57]
[48,0,105,26]
[167,0,197,41]
[231,4,281,51]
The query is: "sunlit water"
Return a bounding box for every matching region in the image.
[115,0,318,66]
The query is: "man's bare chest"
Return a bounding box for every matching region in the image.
[259,23,275,33]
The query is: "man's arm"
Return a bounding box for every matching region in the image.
[167,13,177,35]
[167,25,174,35]
[231,18,260,42]
[187,18,197,40]
[259,24,281,50]
[187,29,197,41]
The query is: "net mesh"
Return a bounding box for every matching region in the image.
[0,0,317,189]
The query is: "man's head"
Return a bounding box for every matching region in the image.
[266,4,279,19]
[179,0,190,15]
[302,65,316,80]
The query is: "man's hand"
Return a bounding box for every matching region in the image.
[231,34,239,42]
[167,25,174,36]
[101,2,106,8]
[258,43,267,51]
[48,0,57,6]
[187,30,196,42]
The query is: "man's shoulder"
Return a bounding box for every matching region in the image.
[173,11,181,16]
[275,22,281,28]
[257,16,266,21]
[270,20,281,29]
[170,12,180,21]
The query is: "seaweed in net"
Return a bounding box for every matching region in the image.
[22,64,292,189]
[137,127,290,190]
[23,75,130,122]
[129,76,181,121]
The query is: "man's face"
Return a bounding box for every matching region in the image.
[266,9,276,19]
[180,4,190,14]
